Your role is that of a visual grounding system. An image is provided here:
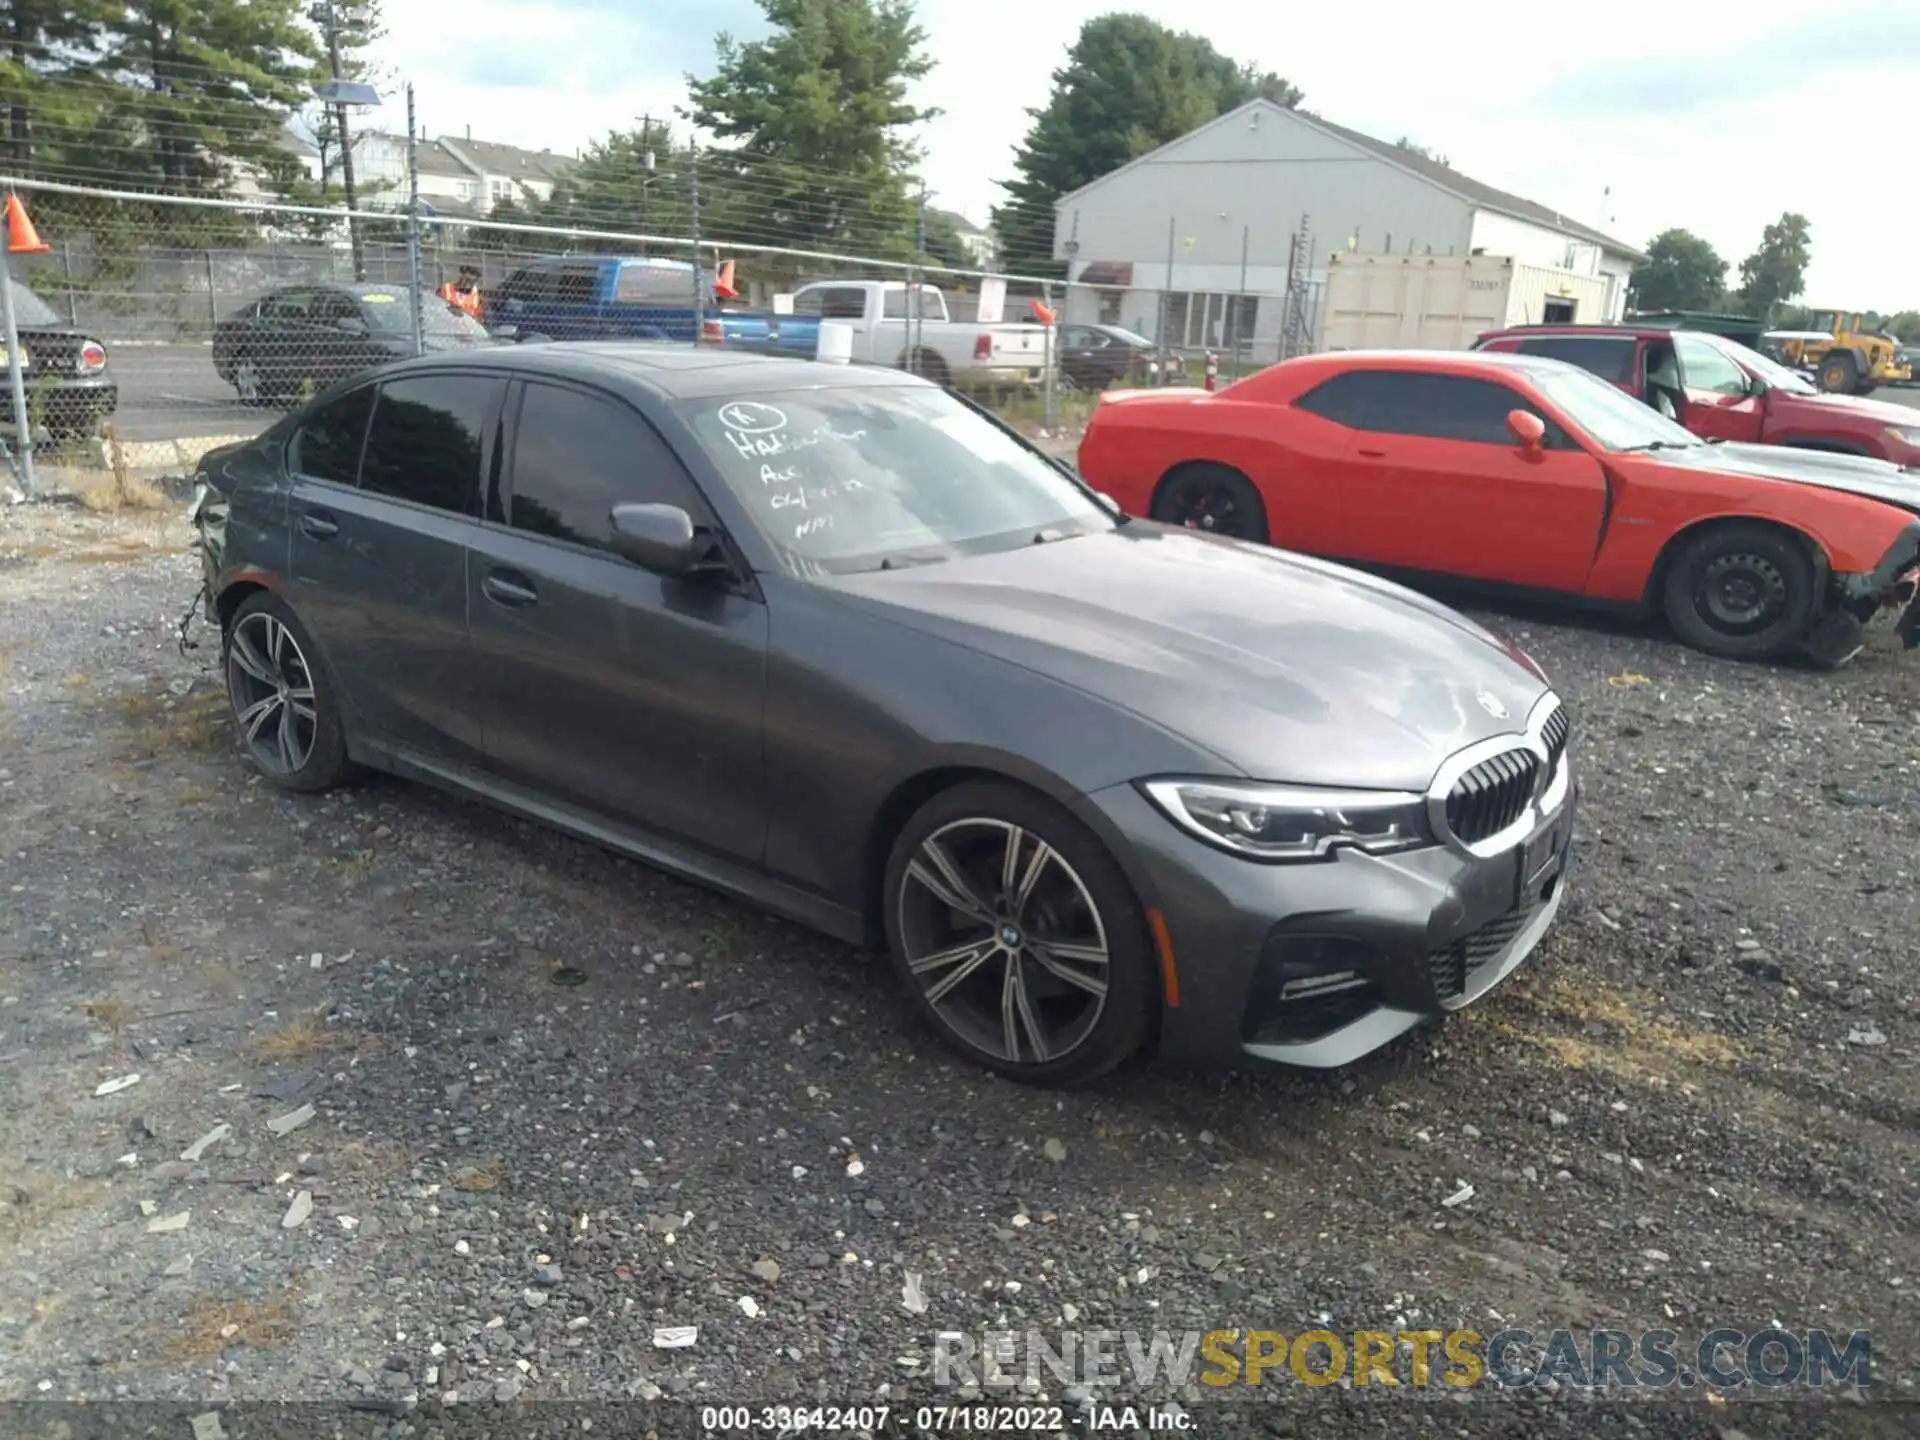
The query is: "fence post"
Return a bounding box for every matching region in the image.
[1042,278,1057,432]
[1,253,36,496]
[405,83,424,359]
[203,251,218,333]
[1159,216,1176,384]
[1234,223,1249,378]
[910,190,926,378]
[62,241,78,325]
[688,141,702,347]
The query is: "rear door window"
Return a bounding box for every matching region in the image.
[358,374,503,515]
[1513,335,1637,386]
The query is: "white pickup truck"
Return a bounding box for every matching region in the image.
[754,279,1049,388]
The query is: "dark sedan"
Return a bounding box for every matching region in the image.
[212,282,492,406]
[188,346,1575,1084]
[1057,323,1158,390]
[3,277,117,436]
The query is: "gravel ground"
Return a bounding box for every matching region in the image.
[1,493,1918,1439]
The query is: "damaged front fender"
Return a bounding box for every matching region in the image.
[1814,518,1920,665]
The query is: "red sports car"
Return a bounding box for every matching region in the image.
[1075,350,1920,666]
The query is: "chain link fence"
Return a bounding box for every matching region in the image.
[0,174,1304,488]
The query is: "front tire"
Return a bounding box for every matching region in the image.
[1660,522,1816,661]
[883,781,1157,1087]
[1150,463,1270,543]
[1820,351,1860,395]
[223,593,353,792]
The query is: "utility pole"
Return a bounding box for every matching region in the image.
[636,113,653,242]
[405,84,424,358]
[688,140,702,347]
[320,1,366,281]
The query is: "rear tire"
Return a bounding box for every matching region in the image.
[899,348,950,388]
[882,780,1157,1087]
[223,592,354,792]
[1149,463,1270,544]
[1660,522,1816,661]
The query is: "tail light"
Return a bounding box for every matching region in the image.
[78,340,107,374]
[701,318,724,344]
[973,333,992,360]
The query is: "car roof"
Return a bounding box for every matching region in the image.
[1478,324,1674,341]
[1285,348,1580,381]
[376,342,930,401]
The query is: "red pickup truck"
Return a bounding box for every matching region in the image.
[1473,324,1920,470]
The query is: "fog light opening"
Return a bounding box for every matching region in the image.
[1278,970,1367,1002]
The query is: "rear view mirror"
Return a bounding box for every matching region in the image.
[1507,409,1547,453]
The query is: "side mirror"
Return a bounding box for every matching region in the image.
[1507,409,1547,454]
[608,503,726,579]
[491,323,519,340]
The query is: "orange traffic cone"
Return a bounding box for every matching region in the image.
[1030,299,1056,326]
[713,258,738,300]
[4,193,49,255]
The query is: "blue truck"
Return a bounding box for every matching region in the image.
[481,256,1050,389]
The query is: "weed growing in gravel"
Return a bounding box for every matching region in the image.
[253,1015,341,1062]
[0,1173,102,1246]
[162,1285,302,1361]
[74,428,169,514]
[1499,974,1745,1083]
[80,997,130,1037]
[114,680,229,761]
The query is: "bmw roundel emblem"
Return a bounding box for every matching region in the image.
[1476,690,1509,719]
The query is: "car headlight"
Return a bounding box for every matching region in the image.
[1886,426,1920,448]
[1141,779,1431,861]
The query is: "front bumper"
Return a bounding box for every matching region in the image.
[1078,762,1576,1070]
[1816,518,1920,663]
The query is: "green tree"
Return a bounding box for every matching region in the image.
[89,0,320,194]
[1734,211,1811,319]
[684,0,934,258]
[1,0,115,173]
[992,14,1301,277]
[919,205,980,272]
[1884,310,1920,343]
[1627,228,1727,312]
[298,1,381,190]
[537,119,695,243]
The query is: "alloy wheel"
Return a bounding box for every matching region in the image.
[896,818,1111,1066]
[1694,551,1788,635]
[226,611,318,776]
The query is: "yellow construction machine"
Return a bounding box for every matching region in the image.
[1773,311,1911,394]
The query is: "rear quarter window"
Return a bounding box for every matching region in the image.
[1514,336,1637,386]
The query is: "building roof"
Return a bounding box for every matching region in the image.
[414,143,475,180]
[436,135,576,184]
[1057,100,1646,263]
[929,206,988,239]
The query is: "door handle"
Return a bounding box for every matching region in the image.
[298,509,338,540]
[1355,446,1388,458]
[482,570,538,608]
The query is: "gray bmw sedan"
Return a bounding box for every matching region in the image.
[189,344,1575,1086]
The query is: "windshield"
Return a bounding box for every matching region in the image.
[363,292,489,338]
[1706,333,1816,394]
[1528,363,1705,452]
[8,279,61,328]
[682,385,1115,575]
[1105,326,1153,347]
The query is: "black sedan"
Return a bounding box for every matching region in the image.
[212,282,492,406]
[188,346,1574,1085]
[1057,323,1159,390]
[2,277,117,436]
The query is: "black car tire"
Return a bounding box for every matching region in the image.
[1661,522,1816,661]
[223,592,354,793]
[1150,463,1270,543]
[1820,350,1860,395]
[883,779,1157,1087]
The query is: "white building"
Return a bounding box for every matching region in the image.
[1053,99,1643,357]
[434,134,574,213]
[931,207,997,268]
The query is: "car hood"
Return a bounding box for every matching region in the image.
[1653,440,1920,513]
[420,331,496,352]
[1771,387,1920,426]
[823,524,1551,791]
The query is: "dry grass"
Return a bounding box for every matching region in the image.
[252,1014,342,1062]
[448,1161,502,1193]
[114,679,229,761]
[0,1172,102,1247]
[332,1138,409,1183]
[1493,973,1745,1084]
[81,997,131,1037]
[161,1284,302,1362]
[73,428,170,514]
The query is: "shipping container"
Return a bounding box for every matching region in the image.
[1317,253,1611,353]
